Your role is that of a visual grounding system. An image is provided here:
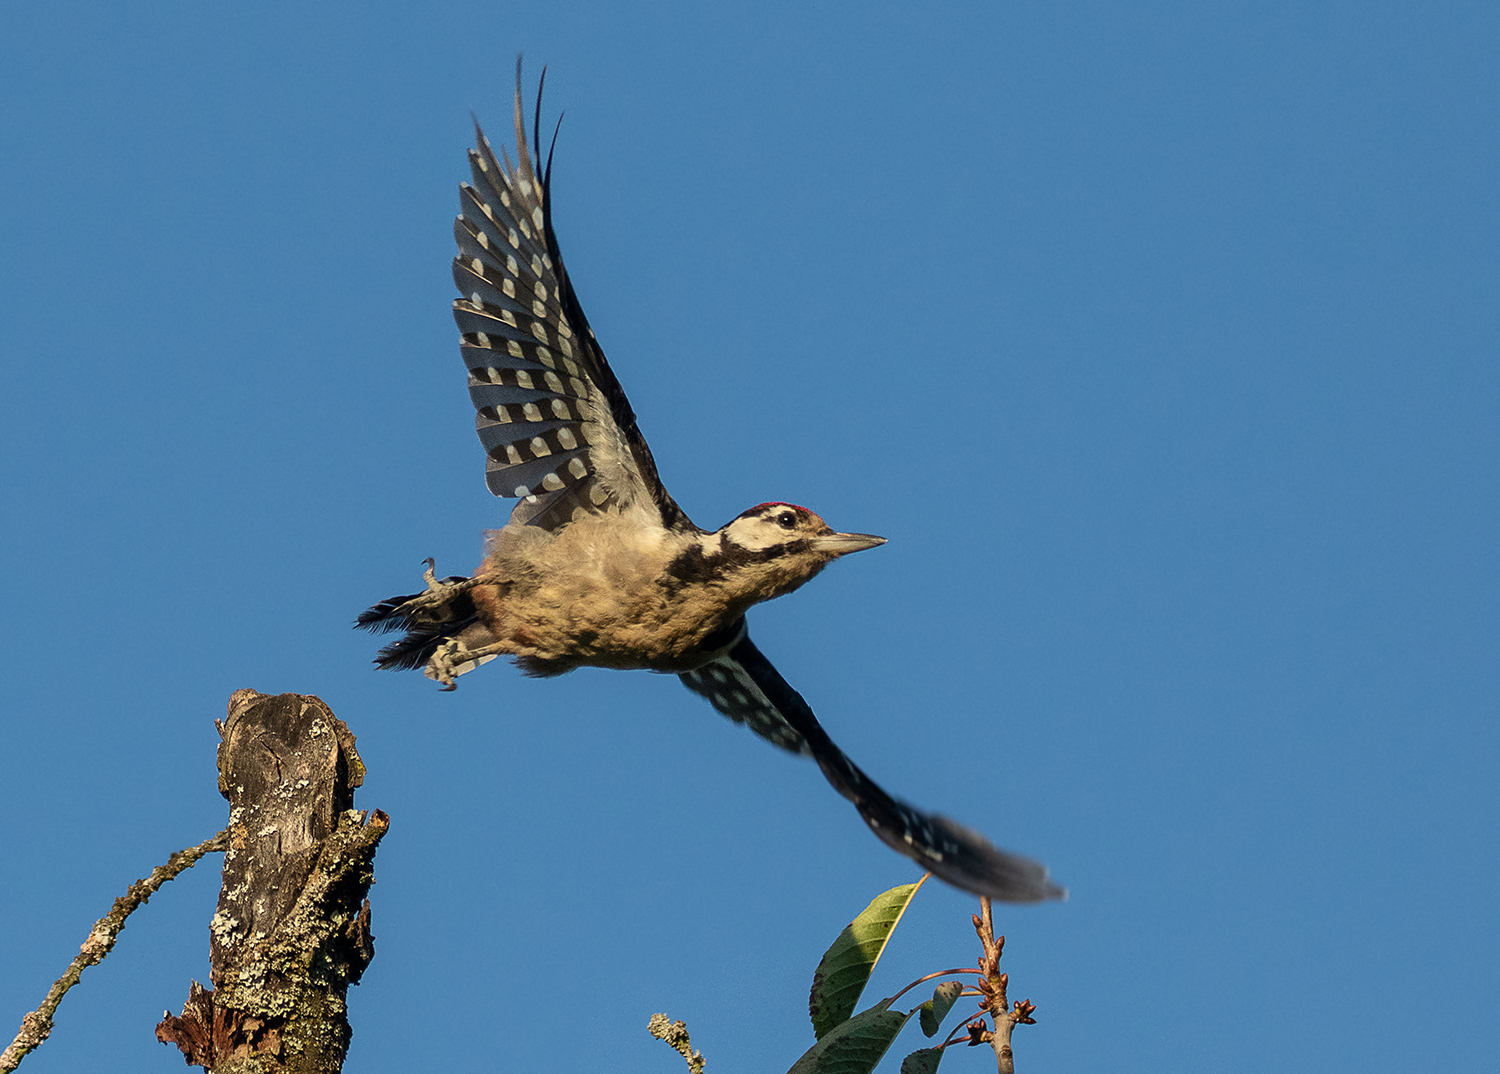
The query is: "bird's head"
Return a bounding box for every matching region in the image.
[693,502,886,607]
[723,503,886,559]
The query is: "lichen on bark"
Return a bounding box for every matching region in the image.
[157,691,387,1073]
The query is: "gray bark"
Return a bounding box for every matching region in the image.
[157,690,387,1073]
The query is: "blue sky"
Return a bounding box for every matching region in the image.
[2,2,1496,1071]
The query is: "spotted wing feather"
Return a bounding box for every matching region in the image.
[680,628,812,756]
[454,63,693,534]
[682,631,1066,902]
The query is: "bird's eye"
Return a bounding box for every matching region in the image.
[777,511,798,530]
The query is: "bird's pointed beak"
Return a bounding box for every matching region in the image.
[812,531,887,557]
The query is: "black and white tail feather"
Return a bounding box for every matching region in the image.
[356,560,481,671]
[358,61,1064,903]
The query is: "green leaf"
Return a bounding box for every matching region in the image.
[788,1002,912,1074]
[900,1047,944,1074]
[809,880,927,1040]
[918,981,964,1037]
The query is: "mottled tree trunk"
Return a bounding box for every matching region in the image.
[157,691,387,1073]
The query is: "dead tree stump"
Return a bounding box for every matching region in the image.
[157,690,388,1073]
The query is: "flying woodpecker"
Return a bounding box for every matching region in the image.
[359,64,1063,903]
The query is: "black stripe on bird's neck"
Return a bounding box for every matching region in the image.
[662,537,813,588]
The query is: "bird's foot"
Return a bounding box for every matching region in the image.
[392,559,483,621]
[424,637,504,690]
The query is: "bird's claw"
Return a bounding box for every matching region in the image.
[424,639,463,690]
[392,559,479,621]
[424,637,504,690]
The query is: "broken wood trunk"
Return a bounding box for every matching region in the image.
[157,691,387,1073]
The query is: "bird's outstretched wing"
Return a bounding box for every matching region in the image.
[452,61,693,534]
[680,622,813,756]
[680,626,1065,902]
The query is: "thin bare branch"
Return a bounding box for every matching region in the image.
[0,830,229,1072]
[648,1014,706,1074]
[971,896,1037,1073]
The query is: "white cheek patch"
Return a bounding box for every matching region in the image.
[724,518,781,552]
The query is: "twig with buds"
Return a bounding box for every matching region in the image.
[963,896,1038,1074]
